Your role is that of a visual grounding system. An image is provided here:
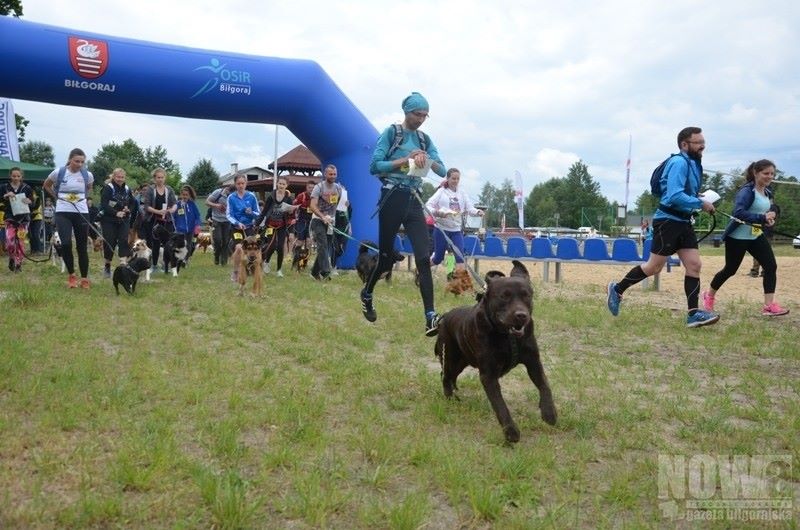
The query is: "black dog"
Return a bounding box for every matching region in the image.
[434,260,557,443]
[356,241,405,284]
[291,245,310,272]
[112,257,152,295]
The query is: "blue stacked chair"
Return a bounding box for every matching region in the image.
[555,238,581,260]
[642,239,652,261]
[505,237,529,258]
[463,235,483,256]
[482,236,504,257]
[394,234,404,253]
[583,238,611,261]
[611,239,641,261]
[531,238,555,259]
[401,235,414,254]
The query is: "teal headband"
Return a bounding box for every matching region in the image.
[402,92,429,113]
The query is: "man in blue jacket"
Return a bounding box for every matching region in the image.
[607,126,720,328]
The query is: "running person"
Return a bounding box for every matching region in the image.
[226,174,260,282]
[1,167,34,272]
[425,168,484,272]
[703,160,789,317]
[606,126,719,328]
[43,148,95,288]
[255,176,298,277]
[141,168,177,272]
[362,92,447,336]
[99,168,136,278]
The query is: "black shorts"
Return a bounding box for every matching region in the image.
[651,219,698,256]
[228,226,257,253]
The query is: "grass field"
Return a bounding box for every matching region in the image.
[0,246,797,529]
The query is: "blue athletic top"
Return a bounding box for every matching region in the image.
[226,191,260,227]
[654,153,703,222]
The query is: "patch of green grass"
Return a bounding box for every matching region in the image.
[0,250,797,527]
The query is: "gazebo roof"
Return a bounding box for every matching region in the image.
[268,145,321,175]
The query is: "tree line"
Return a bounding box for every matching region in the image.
[19,139,222,196]
[471,161,799,237]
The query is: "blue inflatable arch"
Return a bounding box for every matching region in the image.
[0,17,380,267]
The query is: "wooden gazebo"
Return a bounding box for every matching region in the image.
[245,145,322,196]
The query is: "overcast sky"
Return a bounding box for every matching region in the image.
[10,0,800,203]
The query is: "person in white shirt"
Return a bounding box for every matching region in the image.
[43,148,95,289]
[425,168,483,271]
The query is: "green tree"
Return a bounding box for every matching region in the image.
[15,114,28,144]
[0,0,23,16]
[477,182,498,226]
[186,158,221,196]
[88,139,181,189]
[632,189,658,217]
[19,140,55,166]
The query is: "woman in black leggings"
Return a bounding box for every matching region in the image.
[255,176,298,277]
[703,159,789,317]
[361,92,446,336]
[43,148,95,289]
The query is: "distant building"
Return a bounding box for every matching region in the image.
[219,145,323,197]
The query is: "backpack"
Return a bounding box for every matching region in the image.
[387,123,428,157]
[650,153,701,220]
[54,166,91,197]
[650,154,682,196]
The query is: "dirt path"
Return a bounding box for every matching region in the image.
[472,255,800,312]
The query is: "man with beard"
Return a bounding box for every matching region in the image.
[607,126,720,327]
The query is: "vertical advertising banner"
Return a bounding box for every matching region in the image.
[0,98,21,161]
[514,170,524,229]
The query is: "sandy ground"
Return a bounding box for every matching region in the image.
[464,254,800,314]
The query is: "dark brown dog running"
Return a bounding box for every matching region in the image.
[434,260,556,443]
[239,235,263,296]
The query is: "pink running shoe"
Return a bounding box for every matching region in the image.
[762,302,789,317]
[702,290,715,312]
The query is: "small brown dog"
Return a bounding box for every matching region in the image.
[196,232,212,253]
[445,268,473,295]
[434,260,556,443]
[238,235,263,296]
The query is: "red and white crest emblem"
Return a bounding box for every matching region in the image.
[68,36,109,79]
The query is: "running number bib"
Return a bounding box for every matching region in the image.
[329,194,339,205]
[752,226,762,237]
[265,227,274,236]
[233,232,244,240]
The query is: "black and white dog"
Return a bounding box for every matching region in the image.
[130,239,153,282]
[112,257,152,295]
[51,231,66,273]
[152,224,188,277]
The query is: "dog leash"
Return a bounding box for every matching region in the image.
[410,188,487,293]
[716,211,797,239]
[329,225,379,253]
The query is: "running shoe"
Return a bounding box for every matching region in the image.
[79,278,91,290]
[425,311,441,337]
[360,290,377,322]
[607,282,622,316]
[702,290,715,312]
[686,310,720,328]
[67,274,78,288]
[762,302,789,317]
[276,270,284,278]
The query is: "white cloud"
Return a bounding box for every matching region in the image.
[7,0,800,209]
